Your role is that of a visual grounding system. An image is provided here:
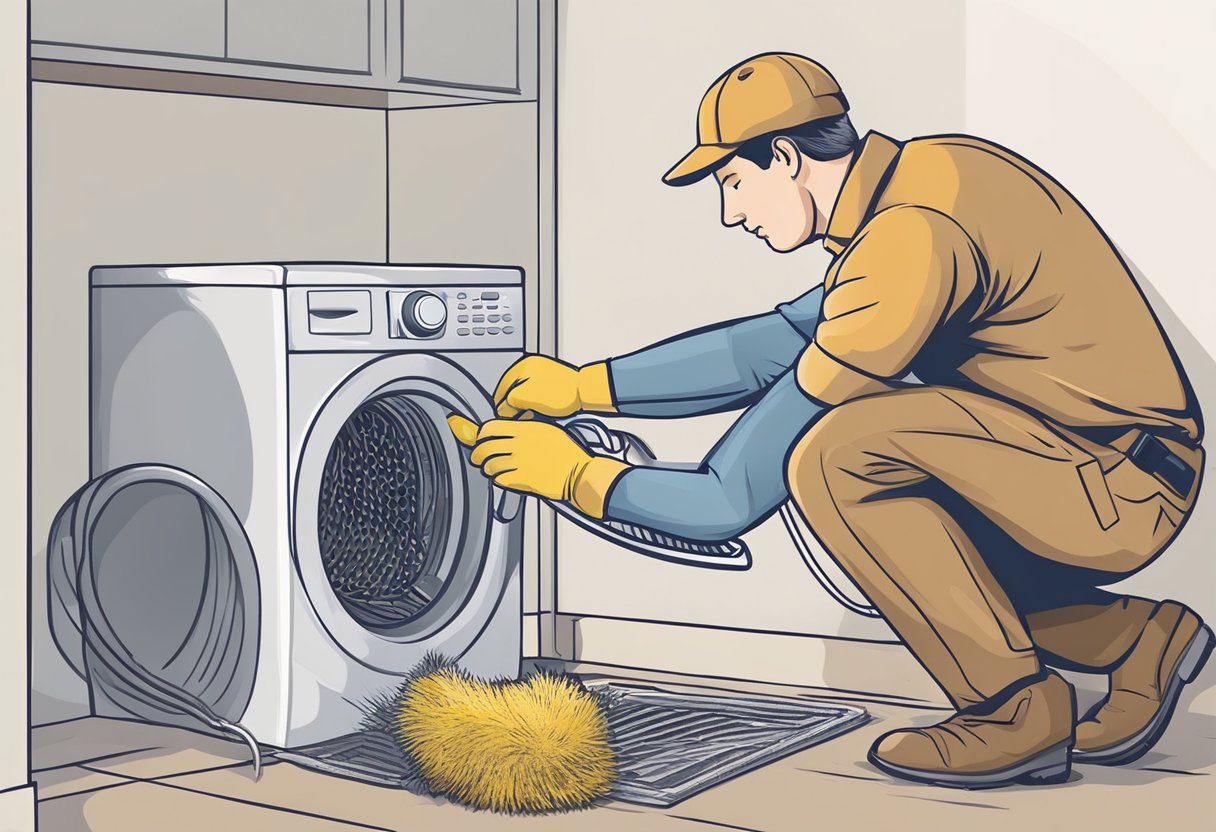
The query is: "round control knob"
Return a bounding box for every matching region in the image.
[400,291,447,337]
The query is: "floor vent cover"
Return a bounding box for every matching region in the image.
[275,683,868,808]
[597,684,868,805]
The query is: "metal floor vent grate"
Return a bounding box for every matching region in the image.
[597,684,868,805]
[275,730,425,792]
[274,684,868,808]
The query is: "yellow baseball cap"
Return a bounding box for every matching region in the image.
[663,53,848,186]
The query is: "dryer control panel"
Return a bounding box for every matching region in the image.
[288,281,524,352]
[387,287,519,342]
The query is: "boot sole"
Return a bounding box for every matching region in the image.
[867,739,1072,790]
[1073,623,1215,767]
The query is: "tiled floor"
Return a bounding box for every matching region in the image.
[33,666,1216,832]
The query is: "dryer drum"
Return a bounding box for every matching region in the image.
[318,393,455,630]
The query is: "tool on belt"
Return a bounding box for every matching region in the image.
[1125,431,1197,499]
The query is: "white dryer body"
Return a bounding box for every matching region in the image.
[84,263,525,747]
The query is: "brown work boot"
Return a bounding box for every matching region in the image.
[1074,601,1214,766]
[868,670,1075,788]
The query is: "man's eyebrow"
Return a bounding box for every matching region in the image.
[721,172,738,186]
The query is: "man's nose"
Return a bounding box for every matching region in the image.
[722,205,745,228]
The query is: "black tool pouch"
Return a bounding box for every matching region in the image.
[1127,432,1196,499]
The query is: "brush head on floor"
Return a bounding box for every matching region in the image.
[383,657,616,813]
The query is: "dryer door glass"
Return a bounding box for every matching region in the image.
[319,393,455,631]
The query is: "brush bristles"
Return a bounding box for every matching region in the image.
[396,667,616,813]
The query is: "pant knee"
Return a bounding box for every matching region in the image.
[788,399,883,495]
[787,393,926,510]
[786,409,837,497]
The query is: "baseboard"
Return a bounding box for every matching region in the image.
[0,783,36,832]
[556,613,949,707]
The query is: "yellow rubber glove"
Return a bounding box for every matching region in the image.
[493,356,615,419]
[447,414,628,519]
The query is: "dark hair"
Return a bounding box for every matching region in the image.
[733,112,859,170]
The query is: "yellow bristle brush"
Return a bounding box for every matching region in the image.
[389,660,616,813]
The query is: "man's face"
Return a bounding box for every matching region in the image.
[714,147,818,253]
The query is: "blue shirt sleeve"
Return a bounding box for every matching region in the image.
[602,368,825,541]
[607,286,824,418]
[775,284,827,341]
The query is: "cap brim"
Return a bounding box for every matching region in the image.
[662,143,740,187]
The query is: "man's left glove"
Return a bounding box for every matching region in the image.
[447,415,629,519]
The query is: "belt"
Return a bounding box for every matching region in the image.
[1109,428,1198,499]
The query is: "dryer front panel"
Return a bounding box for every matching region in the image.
[291,352,518,672]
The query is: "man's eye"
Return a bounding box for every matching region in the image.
[732,181,740,190]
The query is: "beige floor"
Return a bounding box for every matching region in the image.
[33,665,1216,832]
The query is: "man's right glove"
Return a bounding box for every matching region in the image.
[492,356,615,418]
[447,414,628,519]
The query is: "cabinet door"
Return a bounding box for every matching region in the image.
[32,0,224,57]
[227,0,372,74]
[400,0,519,92]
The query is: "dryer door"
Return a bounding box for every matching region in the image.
[293,353,517,671]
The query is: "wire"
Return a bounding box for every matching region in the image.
[556,418,882,615]
[778,503,881,618]
[48,465,264,778]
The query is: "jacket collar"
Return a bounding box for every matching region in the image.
[822,131,903,256]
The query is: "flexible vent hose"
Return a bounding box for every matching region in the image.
[778,503,881,618]
[565,418,881,616]
[48,465,263,777]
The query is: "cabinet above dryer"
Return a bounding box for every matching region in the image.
[32,0,537,105]
[226,0,375,76]
[395,0,522,94]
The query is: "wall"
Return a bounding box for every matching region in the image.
[31,83,386,723]
[0,0,33,824]
[555,0,965,695]
[964,0,1216,625]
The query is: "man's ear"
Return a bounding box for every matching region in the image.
[771,137,803,179]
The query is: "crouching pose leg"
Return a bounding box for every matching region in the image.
[786,386,1210,788]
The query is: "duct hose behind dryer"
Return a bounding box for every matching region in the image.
[48,464,264,776]
[559,418,879,616]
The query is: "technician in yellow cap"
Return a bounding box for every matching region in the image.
[450,53,1210,789]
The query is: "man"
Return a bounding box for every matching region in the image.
[448,53,1212,789]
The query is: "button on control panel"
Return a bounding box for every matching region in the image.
[392,290,447,338]
[445,288,521,343]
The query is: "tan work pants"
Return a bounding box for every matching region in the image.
[786,386,1202,708]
